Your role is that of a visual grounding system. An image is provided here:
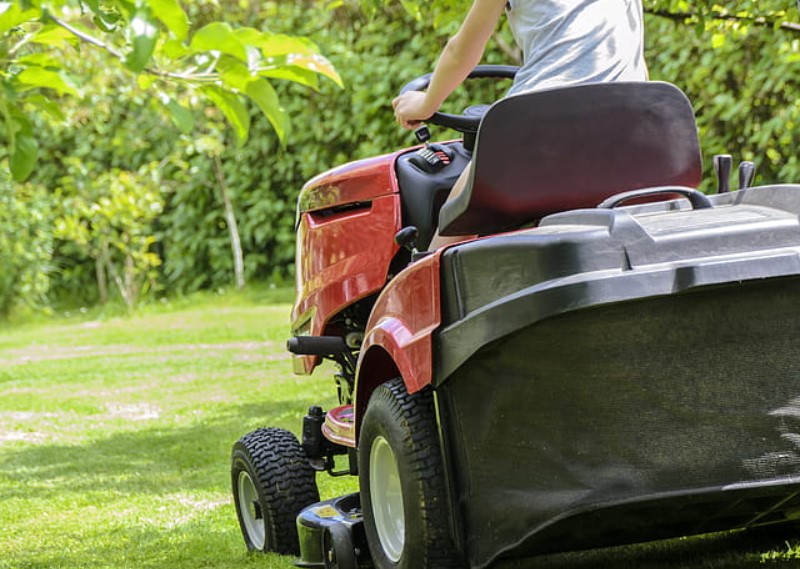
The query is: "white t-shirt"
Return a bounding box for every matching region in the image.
[505,0,648,96]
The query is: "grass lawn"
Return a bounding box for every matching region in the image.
[0,287,798,568]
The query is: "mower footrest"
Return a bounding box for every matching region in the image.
[322,405,355,448]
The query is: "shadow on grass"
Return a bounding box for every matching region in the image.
[0,395,336,569]
[0,398,305,499]
[497,525,800,568]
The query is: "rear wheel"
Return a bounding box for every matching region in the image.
[359,378,463,569]
[231,427,320,555]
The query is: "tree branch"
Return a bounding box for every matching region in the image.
[49,13,122,55]
[9,32,36,56]
[212,154,246,290]
[646,8,800,34]
[47,13,221,83]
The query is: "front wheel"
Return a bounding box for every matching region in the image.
[358,378,464,569]
[231,427,320,555]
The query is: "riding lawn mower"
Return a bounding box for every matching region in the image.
[231,66,800,569]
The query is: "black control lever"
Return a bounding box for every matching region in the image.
[738,161,756,189]
[414,126,431,144]
[394,226,419,254]
[713,154,732,193]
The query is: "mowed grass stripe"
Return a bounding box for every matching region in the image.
[0,293,349,569]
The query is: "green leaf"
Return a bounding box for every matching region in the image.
[148,0,189,40]
[0,2,38,35]
[30,24,78,47]
[258,66,319,90]
[711,32,726,49]
[190,22,248,62]
[694,18,705,37]
[15,67,79,96]
[284,54,342,88]
[11,132,37,181]
[201,85,250,147]
[8,113,38,182]
[114,0,137,19]
[137,73,155,90]
[24,94,67,122]
[79,0,101,12]
[220,61,255,92]
[231,29,340,86]
[399,0,422,20]
[234,28,319,65]
[165,99,194,134]
[245,78,289,144]
[124,8,159,73]
[162,37,189,59]
[247,31,318,57]
[92,14,118,33]
[92,4,123,29]
[231,27,264,47]
[16,52,61,68]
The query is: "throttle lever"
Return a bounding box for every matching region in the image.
[738,161,756,189]
[414,126,431,144]
[713,154,732,194]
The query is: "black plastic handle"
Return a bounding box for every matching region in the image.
[713,154,732,193]
[287,336,348,356]
[738,161,757,189]
[597,186,713,210]
[399,65,519,94]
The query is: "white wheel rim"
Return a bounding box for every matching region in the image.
[369,435,405,562]
[237,470,266,549]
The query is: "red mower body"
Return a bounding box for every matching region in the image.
[291,146,449,431]
[291,151,403,374]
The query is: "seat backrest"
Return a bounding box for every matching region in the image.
[438,81,703,236]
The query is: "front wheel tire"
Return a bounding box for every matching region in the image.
[359,378,464,569]
[231,427,320,555]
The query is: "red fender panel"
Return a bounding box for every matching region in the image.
[354,253,442,430]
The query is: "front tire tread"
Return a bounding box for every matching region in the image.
[232,427,320,555]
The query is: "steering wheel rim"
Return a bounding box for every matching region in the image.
[399,64,518,132]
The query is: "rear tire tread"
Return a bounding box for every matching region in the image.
[361,378,464,569]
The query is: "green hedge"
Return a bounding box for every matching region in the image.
[15,2,800,309]
[0,170,54,315]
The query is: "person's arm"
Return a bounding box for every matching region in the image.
[392,0,507,130]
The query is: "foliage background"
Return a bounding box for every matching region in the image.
[2,0,799,315]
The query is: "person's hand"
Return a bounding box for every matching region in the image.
[391,91,437,130]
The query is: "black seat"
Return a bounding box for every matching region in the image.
[438,81,703,236]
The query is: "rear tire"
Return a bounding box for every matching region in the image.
[231,427,320,555]
[359,378,463,569]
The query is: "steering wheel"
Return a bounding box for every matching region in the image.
[399,65,518,134]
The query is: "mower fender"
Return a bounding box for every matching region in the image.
[354,254,442,428]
